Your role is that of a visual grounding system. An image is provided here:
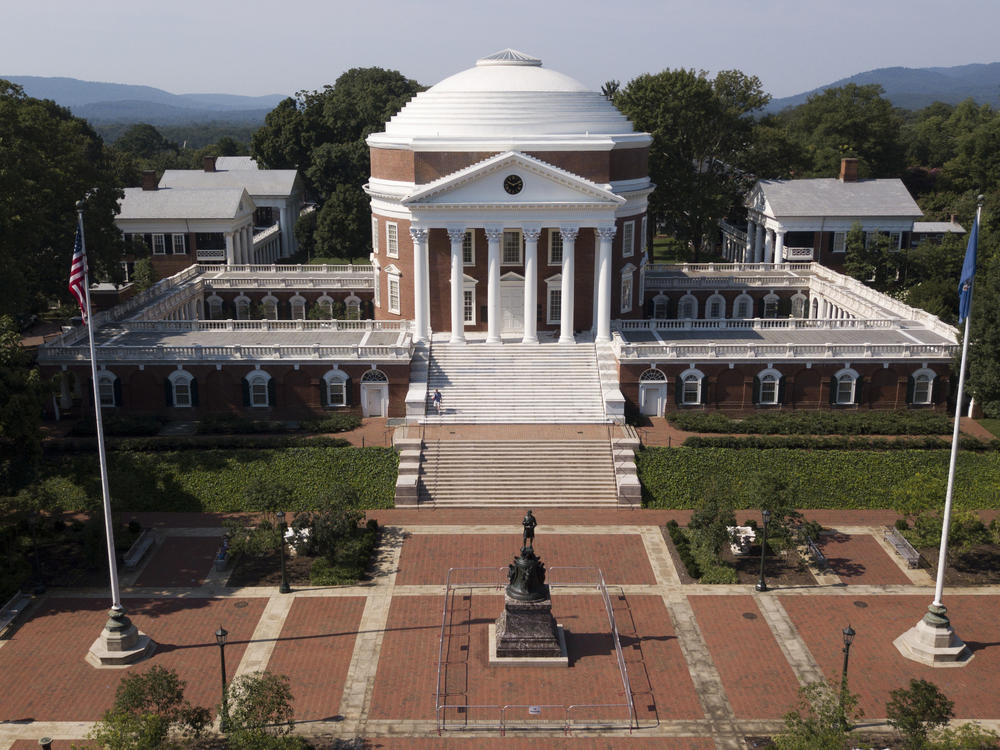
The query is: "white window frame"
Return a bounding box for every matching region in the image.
[502,230,523,265]
[289,294,306,320]
[261,294,279,320]
[323,369,349,407]
[548,230,563,265]
[888,231,901,251]
[790,293,807,319]
[652,293,668,319]
[912,368,935,405]
[680,368,705,405]
[678,293,697,320]
[234,295,250,320]
[833,367,859,405]
[345,294,361,320]
[386,222,398,259]
[152,233,166,255]
[371,217,379,255]
[641,216,648,254]
[622,220,635,258]
[762,293,780,319]
[247,371,271,408]
[462,231,475,266]
[207,294,223,319]
[547,284,561,325]
[705,293,725,320]
[97,371,117,408]
[832,231,846,253]
[620,271,633,313]
[171,233,186,255]
[168,370,194,408]
[387,274,401,315]
[463,288,475,325]
[733,293,753,320]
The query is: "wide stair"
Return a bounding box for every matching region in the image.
[422,340,606,423]
[416,439,619,507]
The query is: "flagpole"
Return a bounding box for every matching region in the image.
[932,198,982,608]
[76,201,123,612]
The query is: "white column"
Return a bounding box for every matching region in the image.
[485,226,503,344]
[225,232,235,265]
[591,237,600,334]
[775,230,786,263]
[278,206,289,257]
[595,226,616,343]
[745,220,755,263]
[409,226,429,343]
[754,223,765,263]
[559,227,579,344]
[763,229,774,264]
[447,228,466,344]
[522,227,541,344]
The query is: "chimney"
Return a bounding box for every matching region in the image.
[950,214,957,224]
[203,156,217,172]
[141,171,157,191]
[839,158,859,183]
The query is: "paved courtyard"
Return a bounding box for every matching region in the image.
[1,510,999,749]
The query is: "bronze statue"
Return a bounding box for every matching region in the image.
[521,509,536,550]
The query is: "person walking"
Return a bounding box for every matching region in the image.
[432,388,443,414]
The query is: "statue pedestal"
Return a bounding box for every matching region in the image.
[894,604,972,667]
[491,594,567,667]
[86,609,155,668]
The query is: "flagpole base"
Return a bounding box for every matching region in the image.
[894,604,972,667]
[86,608,155,668]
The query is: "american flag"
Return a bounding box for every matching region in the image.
[69,229,88,324]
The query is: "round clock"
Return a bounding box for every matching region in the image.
[503,174,523,195]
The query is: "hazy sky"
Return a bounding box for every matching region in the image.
[5,0,999,99]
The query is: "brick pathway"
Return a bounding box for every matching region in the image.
[3,517,1000,750]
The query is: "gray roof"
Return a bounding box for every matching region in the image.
[118,187,249,220]
[756,178,922,218]
[159,168,298,197]
[214,156,259,170]
[913,220,965,234]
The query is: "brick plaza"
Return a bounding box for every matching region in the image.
[2,511,999,749]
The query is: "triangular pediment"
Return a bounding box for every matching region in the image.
[403,151,626,208]
[500,271,525,282]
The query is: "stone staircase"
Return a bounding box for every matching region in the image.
[420,340,606,423]
[413,439,620,507]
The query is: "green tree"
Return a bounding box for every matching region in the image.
[88,665,210,750]
[843,221,900,292]
[132,257,156,293]
[0,80,125,315]
[113,124,179,160]
[886,679,955,750]
[614,68,770,259]
[967,230,1000,417]
[773,680,862,750]
[780,83,905,178]
[0,315,49,496]
[224,670,296,748]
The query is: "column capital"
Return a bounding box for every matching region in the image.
[522,227,542,242]
[446,227,466,242]
[484,225,504,242]
[409,226,429,243]
[559,226,580,242]
[595,225,617,241]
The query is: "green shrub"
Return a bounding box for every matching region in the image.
[895,518,911,531]
[697,563,739,584]
[71,415,163,437]
[637,447,1000,509]
[668,410,953,436]
[682,435,1000,451]
[224,671,294,742]
[886,679,954,750]
[197,415,289,435]
[664,521,701,579]
[299,414,362,433]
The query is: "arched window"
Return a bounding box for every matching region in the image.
[833,367,859,405]
[756,368,782,405]
[234,295,250,320]
[639,368,667,382]
[289,294,306,320]
[167,370,197,408]
[791,293,807,319]
[96,371,119,408]
[345,294,361,320]
[733,293,753,319]
[679,367,705,405]
[261,294,278,320]
[652,294,669,319]
[316,295,334,319]
[811,298,819,319]
[207,294,223,319]
[762,293,780,319]
[244,370,272,408]
[705,293,725,320]
[361,369,388,384]
[911,368,936,405]
[678,293,697,319]
[322,369,349,407]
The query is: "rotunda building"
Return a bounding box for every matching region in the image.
[365,49,653,344]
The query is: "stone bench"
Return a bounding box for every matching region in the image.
[884,528,922,568]
[0,591,30,637]
[123,529,155,570]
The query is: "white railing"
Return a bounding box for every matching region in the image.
[645,262,814,274]
[205,263,372,274]
[252,224,281,244]
[644,275,810,290]
[119,319,411,332]
[719,220,748,244]
[204,276,374,290]
[38,341,414,363]
[784,246,814,260]
[196,248,226,261]
[614,317,896,331]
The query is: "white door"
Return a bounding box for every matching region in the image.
[362,385,387,417]
[639,383,667,416]
[501,283,524,333]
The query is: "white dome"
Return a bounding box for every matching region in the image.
[373,49,641,143]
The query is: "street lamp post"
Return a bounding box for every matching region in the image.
[276,510,290,594]
[215,626,228,732]
[29,513,45,595]
[839,624,856,729]
[755,509,771,592]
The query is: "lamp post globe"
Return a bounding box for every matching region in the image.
[755,509,771,592]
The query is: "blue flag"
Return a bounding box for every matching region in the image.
[958,216,979,323]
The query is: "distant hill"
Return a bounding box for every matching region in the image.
[2,75,287,124]
[766,62,1000,113]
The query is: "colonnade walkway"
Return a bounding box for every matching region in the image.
[2,509,1000,749]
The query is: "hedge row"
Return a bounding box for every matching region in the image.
[637,447,1000,509]
[45,435,352,453]
[29,446,398,512]
[666,410,953,435]
[682,435,1000,452]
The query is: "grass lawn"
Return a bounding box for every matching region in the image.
[980,419,1000,438]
